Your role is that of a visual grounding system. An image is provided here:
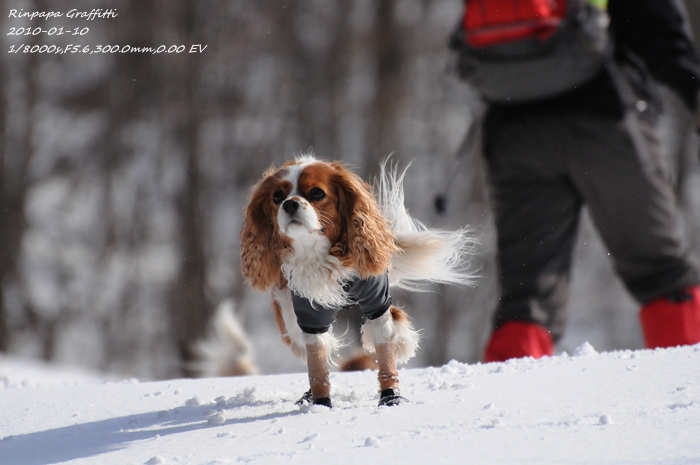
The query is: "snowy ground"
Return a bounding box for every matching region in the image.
[1,343,699,465]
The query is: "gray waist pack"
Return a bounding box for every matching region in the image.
[449,1,610,104]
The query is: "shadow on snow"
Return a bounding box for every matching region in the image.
[1,399,303,465]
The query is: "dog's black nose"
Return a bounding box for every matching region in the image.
[282,199,299,214]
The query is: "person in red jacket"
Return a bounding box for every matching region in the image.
[456,0,700,362]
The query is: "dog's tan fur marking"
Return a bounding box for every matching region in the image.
[271,299,291,347]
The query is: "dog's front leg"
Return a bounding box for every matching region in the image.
[305,342,332,407]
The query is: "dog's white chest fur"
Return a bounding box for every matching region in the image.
[281,230,355,308]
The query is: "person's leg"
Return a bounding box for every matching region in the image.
[566,114,700,348]
[482,111,583,361]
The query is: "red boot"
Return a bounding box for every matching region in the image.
[483,321,554,363]
[639,286,700,349]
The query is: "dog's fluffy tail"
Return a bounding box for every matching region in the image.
[191,300,259,377]
[377,160,478,292]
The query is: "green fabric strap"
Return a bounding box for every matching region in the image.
[587,0,608,10]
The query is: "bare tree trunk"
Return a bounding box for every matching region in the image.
[97,0,159,371]
[274,2,350,159]
[162,0,210,375]
[0,0,43,352]
[0,53,8,352]
[424,287,452,366]
[369,0,403,168]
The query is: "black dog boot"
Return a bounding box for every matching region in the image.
[312,396,332,408]
[378,388,407,407]
[295,389,332,408]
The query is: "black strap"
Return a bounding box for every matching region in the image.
[434,107,485,214]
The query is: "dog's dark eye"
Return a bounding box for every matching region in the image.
[308,187,326,201]
[273,190,286,205]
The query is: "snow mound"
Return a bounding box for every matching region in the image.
[573,341,598,357]
[1,345,699,464]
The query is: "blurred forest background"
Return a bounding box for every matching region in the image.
[1,0,699,380]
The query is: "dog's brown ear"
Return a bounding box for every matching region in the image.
[240,175,289,290]
[331,162,398,278]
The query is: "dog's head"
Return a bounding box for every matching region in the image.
[240,154,398,291]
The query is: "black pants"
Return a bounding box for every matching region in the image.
[482,106,699,342]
